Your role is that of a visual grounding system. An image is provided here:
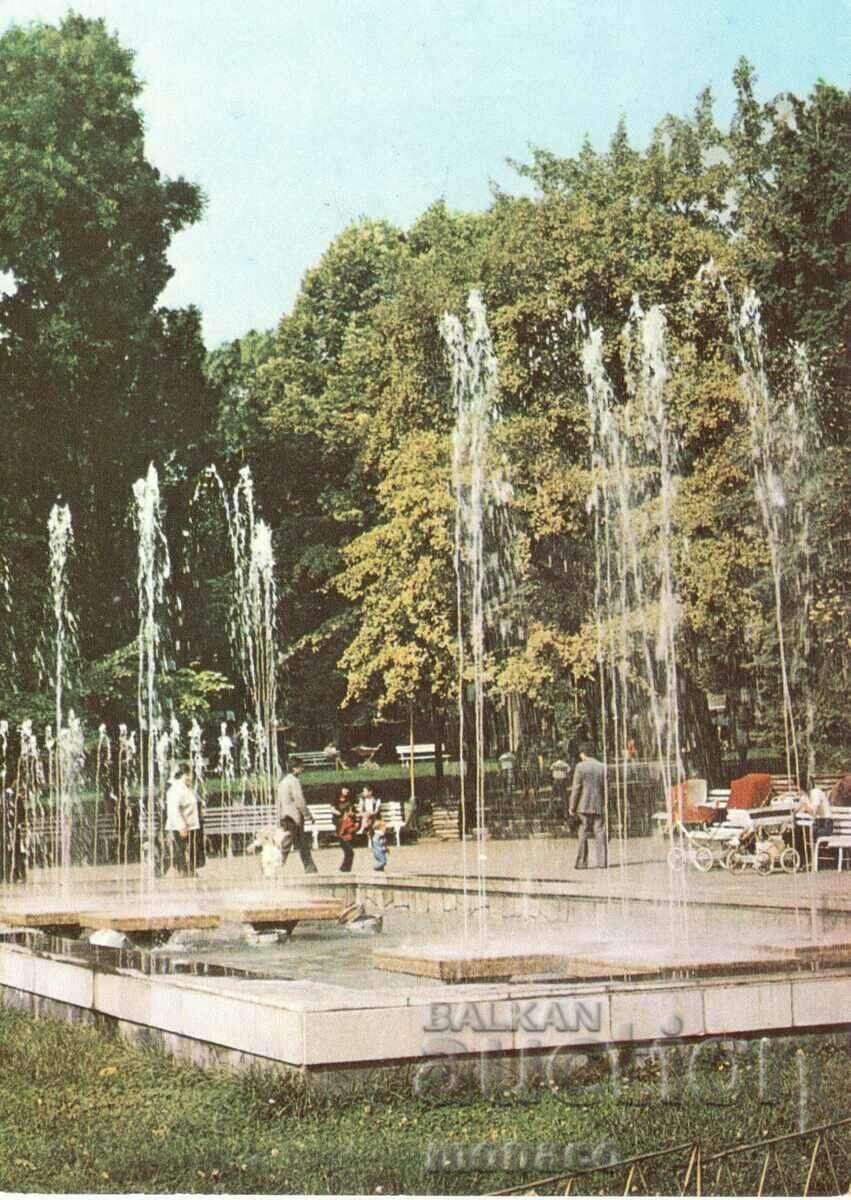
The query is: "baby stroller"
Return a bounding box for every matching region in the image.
[667,821,739,872]
[724,818,800,875]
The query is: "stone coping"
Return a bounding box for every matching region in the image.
[0,937,848,1073]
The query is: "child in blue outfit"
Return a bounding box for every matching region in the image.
[371,819,388,872]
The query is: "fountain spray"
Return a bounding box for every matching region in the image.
[48,502,79,881]
[580,302,685,888]
[133,464,171,883]
[196,466,279,804]
[442,291,519,943]
[730,290,818,787]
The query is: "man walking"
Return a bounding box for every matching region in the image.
[569,744,608,869]
[276,757,318,874]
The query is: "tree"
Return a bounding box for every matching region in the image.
[0,13,209,676]
[730,63,851,438]
[335,429,457,778]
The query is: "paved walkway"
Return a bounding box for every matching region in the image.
[3,834,848,916]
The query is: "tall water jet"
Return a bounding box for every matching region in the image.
[730,290,818,786]
[93,724,110,867]
[117,723,137,867]
[197,466,279,804]
[580,302,684,859]
[48,502,78,879]
[441,290,520,942]
[132,464,171,880]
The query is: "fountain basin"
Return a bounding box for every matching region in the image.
[0,869,848,1092]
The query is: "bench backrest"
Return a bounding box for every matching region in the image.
[203,804,276,834]
[813,775,841,795]
[396,744,439,761]
[293,751,331,768]
[826,806,851,835]
[305,804,337,829]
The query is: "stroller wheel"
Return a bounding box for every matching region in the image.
[755,852,774,876]
[725,847,746,873]
[692,845,715,872]
[667,845,687,872]
[781,847,801,874]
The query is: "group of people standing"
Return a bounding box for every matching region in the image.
[330,782,387,872]
[276,759,388,874]
[164,757,391,879]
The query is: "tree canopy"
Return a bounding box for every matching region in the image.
[0,21,847,771]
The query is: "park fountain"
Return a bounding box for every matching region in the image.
[0,290,846,1092]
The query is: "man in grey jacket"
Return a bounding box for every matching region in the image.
[569,744,608,869]
[276,758,318,874]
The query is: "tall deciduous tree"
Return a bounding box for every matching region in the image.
[0,14,209,675]
[730,61,851,438]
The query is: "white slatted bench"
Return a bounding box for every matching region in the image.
[304,803,337,848]
[814,806,851,872]
[304,800,408,848]
[202,804,276,837]
[396,743,439,765]
[769,774,840,799]
[206,803,335,852]
[205,803,336,852]
[292,750,332,769]
[383,800,406,846]
[26,812,122,838]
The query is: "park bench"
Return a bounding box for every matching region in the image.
[303,803,337,848]
[202,803,276,837]
[304,799,407,847]
[381,799,406,846]
[22,810,141,867]
[205,803,334,851]
[814,806,851,872]
[292,750,332,769]
[770,773,840,798]
[396,743,440,765]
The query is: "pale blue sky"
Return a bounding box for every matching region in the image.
[1,0,848,348]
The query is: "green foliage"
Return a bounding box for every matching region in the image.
[79,644,231,725]
[336,430,457,714]
[0,30,847,763]
[167,664,233,720]
[730,65,851,437]
[0,13,211,667]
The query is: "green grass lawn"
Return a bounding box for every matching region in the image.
[0,1007,846,1193]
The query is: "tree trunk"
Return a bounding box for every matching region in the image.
[680,664,723,786]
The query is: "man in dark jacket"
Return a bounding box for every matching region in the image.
[569,744,608,869]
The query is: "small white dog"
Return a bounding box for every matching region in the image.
[250,826,287,879]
